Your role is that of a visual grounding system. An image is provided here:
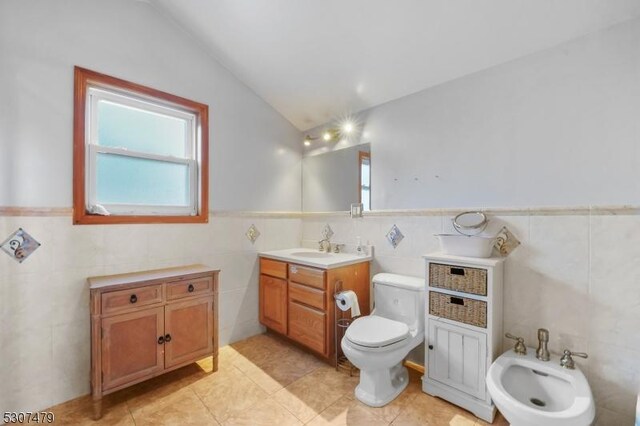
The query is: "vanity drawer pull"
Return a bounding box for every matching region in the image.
[130,294,137,304]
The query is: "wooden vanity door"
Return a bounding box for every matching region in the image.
[259,275,287,334]
[164,298,214,369]
[101,307,165,391]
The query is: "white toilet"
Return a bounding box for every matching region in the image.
[341,273,424,407]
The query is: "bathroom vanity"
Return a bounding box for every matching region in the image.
[258,248,371,362]
[423,253,504,423]
[88,265,219,419]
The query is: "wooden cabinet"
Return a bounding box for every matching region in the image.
[89,265,219,420]
[259,274,288,334]
[258,257,370,362]
[423,255,503,423]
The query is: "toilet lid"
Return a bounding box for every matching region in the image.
[345,316,410,348]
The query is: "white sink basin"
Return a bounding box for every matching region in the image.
[435,234,497,258]
[289,251,332,258]
[487,349,595,426]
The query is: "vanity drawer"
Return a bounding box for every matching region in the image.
[166,277,213,300]
[289,282,325,310]
[260,258,287,279]
[102,284,163,315]
[429,291,487,328]
[289,264,325,290]
[288,301,326,355]
[429,263,487,296]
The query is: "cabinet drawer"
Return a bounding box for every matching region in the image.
[166,277,213,300]
[288,301,326,354]
[429,291,487,328]
[289,264,325,290]
[260,258,287,279]
[289,282,325,310]
[102,285,163,315]
[429,263,487,296]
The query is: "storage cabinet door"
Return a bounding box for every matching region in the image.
[259,275,288,334]
[288,300,326,355]
[427,319,487,400]
[164,297,214,368]
[101,307,164,391]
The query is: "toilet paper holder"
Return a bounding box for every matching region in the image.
[334,280,358,376]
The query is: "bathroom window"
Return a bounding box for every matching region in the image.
[73,67,209,224]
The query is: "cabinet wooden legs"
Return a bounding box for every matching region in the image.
[212,354,218,372]
[92,398,102,420]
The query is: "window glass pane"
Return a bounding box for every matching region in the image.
[97,100,188,158]
[96,153,190,206]
[361,189,370,211]
[361,162,370,186]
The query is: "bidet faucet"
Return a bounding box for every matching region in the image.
[536,328,550,361]
[505,333,527,355]
[560,349,588,369]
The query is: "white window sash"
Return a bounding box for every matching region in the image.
[85,85,200,216]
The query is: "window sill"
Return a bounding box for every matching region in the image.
[73,211,208,225]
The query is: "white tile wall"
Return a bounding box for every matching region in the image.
[302,212,640,425]
[2,211,638,424]
[0,214,301,413]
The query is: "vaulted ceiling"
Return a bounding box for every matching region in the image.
[152,0,640,130]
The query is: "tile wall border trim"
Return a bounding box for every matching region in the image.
[2,205,639,218]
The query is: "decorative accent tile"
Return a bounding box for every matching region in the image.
[322,224,334,240]
[245,224,261,244]
[386,224,404,248]
[1,228,41,263]
[495,226,520,256]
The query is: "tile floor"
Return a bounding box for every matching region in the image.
[48,333,509,425]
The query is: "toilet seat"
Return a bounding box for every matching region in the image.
[345,315,410,349]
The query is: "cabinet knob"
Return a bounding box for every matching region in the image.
[428,345,434,350]
[164,334,172,343]
[157,336,164,345]
[130,294,138,304]
[188,284,195,293]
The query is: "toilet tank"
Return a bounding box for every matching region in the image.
[372,273,425,333]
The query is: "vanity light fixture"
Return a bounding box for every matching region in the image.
[303,117,358,146]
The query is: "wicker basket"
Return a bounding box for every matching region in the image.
[429,263,488,296]
[429,291,487,328]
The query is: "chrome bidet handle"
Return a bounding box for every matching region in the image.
[505,333,527,355]
[560,349,588,369]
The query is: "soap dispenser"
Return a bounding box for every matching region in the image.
[356,237,366,256]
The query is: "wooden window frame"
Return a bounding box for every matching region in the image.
[73,67,209,225]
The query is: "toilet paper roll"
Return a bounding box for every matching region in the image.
[335,290,360,317]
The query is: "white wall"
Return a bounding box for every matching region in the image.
[0,213,301,413]
[0,0,302,211]
[326,17,640,210]
[0,0,304,414]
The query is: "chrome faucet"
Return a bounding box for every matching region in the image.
[560,349,588,369]
[536,328,550,361]
[318,238,331,252]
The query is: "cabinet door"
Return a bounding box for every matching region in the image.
[101,307,164,391]
[259,274,287,334]
[427,319,487,400]
[164,297,214,368]
[288,300,326,355]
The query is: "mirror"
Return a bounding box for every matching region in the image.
[302,143,371,212]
